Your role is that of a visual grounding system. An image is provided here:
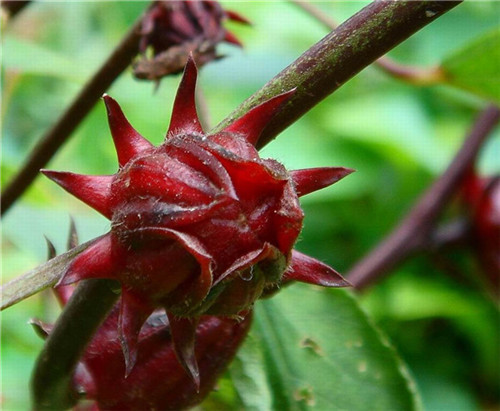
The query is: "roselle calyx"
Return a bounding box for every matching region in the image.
[34,233,251,410]
[42,56,352,384]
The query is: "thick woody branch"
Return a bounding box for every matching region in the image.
[214,0,461,147]
[347,105,500,289]
[0,8,146,215]
[290,0,446,85]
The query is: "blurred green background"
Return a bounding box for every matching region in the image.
[2,2,499,410]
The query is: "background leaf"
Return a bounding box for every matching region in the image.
[232,284,420,411]
[2,37,88,82]
[441,28,500,103]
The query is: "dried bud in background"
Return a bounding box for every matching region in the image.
[1,0,31,18]
[133,0,249,81]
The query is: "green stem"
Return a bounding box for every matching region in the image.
[0,236,101,310]
[31,279,119,410]
[213,0,461,148]
[290,0,446,86]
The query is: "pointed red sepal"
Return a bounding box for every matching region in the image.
[222,89,296,146]
[102,94,153,167]
[225,10,251,25]
[214,243,275,286]
[290,167,355,197]
[119,292,155,377]
[135,227,214,310]
[167,314,200,391]
[283,250,351,288]
[167,54,203,137]
[41,170,114,219]
[223,31,243,47]
[57,234,118,286]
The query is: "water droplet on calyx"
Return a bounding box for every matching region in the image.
[239,266,254,281]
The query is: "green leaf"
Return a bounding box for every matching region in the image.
[360,275,485,321]
[441,28,500,103]
[229,333,273,411]
[232,284,420,410]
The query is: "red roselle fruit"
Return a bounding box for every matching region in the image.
[33,303,251,410]
[134,0,249,80]
[36,227,250,409]
[462,169,500,295]
[42,56,352,386]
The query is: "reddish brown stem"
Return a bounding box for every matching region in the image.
[290,0,446,86]
[347,105,500,289]
[0,8,146,216]
[1,0,31,18]
[375,57,445,85]
[213,0,461,147]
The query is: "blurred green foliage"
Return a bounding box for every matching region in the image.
[442,28,500,104]
[1,2,499,410]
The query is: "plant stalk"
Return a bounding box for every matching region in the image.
[213,0,462,148]
[0,236,101,310]
[290,0,446,85]
[347,105,500,289]
[0,8,146,215]
[31,279,119,410]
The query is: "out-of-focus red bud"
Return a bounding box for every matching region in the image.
[32,305,252,410]
[77,309,252,410]
[462,169,500,294]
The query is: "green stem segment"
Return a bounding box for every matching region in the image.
[290,0,446,86]
[213,0,462,148]
[31,279,119,410]
[0,236,100,310]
